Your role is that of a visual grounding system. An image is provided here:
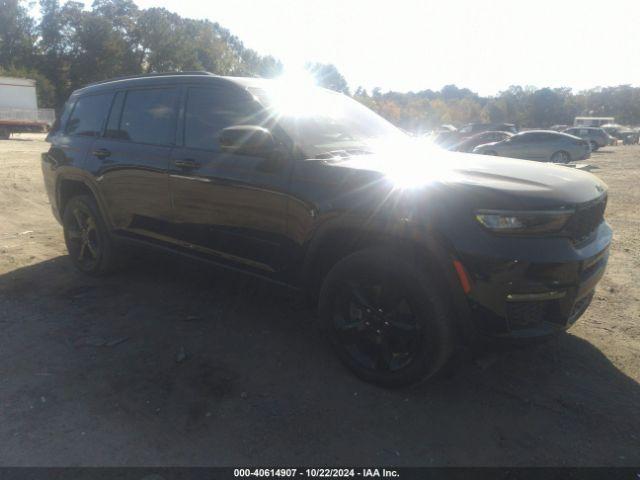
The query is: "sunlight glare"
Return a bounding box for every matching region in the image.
[271,66,341,118]
[374,137,463,189]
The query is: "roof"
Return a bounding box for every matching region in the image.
[0,77,36,87]
[519,130,558,133]
[73,72,276,97]
[574,116,614,120]
[518,130,575,137]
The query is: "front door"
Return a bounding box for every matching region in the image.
[168,85,291,274]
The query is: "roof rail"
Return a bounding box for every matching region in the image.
[84,71,215,88]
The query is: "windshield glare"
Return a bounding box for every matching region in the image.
[249,86,406,157]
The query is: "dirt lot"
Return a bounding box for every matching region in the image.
[0,134,638,466]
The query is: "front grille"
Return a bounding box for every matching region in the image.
[564,195,607,243]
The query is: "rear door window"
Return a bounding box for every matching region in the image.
[118,88,179,146]
[65,93,113,137]
[540,133,558,141]
[525,132,554,142]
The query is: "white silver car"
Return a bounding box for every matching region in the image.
[473,130,591,163]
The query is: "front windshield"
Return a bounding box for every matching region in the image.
[249,85,406,158]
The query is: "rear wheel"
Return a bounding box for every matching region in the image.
[319,248,455,387]
[550,150,570,163]
[62,195,121,275]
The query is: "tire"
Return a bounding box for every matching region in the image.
[0,127,10,139]
[550,151,570,163]
[318,247,455,387]
[62,195,121,275]
[590,141,599,152]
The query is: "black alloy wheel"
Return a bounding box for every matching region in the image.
[333,279,421,372]
[319,247,454,387]
[65,203,101,271]
[62,195,121,275]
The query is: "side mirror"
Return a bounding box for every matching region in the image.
[219,125,275,158]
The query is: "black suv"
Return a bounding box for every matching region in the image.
[42,72,611,386]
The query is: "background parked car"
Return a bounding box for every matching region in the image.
[563,126,610,151]
[449,130,513,153]
[458,122,518,136]
[601,123,640,145]
[430,125,460,148]
[473,130,590,163]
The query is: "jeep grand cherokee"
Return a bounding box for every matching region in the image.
[42,72,611,386]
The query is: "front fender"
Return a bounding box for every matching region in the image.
[299,217,477,344]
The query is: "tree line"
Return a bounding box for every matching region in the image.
[355,84,640,132]
[1,0,288,108]
[2,0,639,130]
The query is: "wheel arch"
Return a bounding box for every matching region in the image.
[56,176,113,230]
[301,223,477,344]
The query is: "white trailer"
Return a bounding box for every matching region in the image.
[0,77,55,138]
[574,116,615,127]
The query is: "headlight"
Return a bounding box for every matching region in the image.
[475,209,574,234]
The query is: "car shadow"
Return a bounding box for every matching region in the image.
[0,252,639,466]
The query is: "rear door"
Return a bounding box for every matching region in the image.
[527,133,556,160]
[499,133,529,158]
[168,84,291,274]
[57,93,114,171]
[88,87,179,239]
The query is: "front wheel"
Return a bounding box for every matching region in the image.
[550,150,570,163]
[62,195,121,275]
[318,248,455,387]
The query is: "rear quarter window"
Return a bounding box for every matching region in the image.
[50,100,74,135]
[65,93,113,137]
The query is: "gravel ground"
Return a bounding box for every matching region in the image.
[0,134,638,466]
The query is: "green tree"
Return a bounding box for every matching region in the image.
[0,0,36,69]
[305,62,349,94]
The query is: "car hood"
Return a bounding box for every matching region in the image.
[326,148,606,207]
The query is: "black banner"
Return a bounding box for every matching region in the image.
[0,468,638,480]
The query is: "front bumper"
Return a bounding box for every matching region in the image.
[455,221,611,339]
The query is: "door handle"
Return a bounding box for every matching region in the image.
[92,148,111,159]
[174,158,199,169]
